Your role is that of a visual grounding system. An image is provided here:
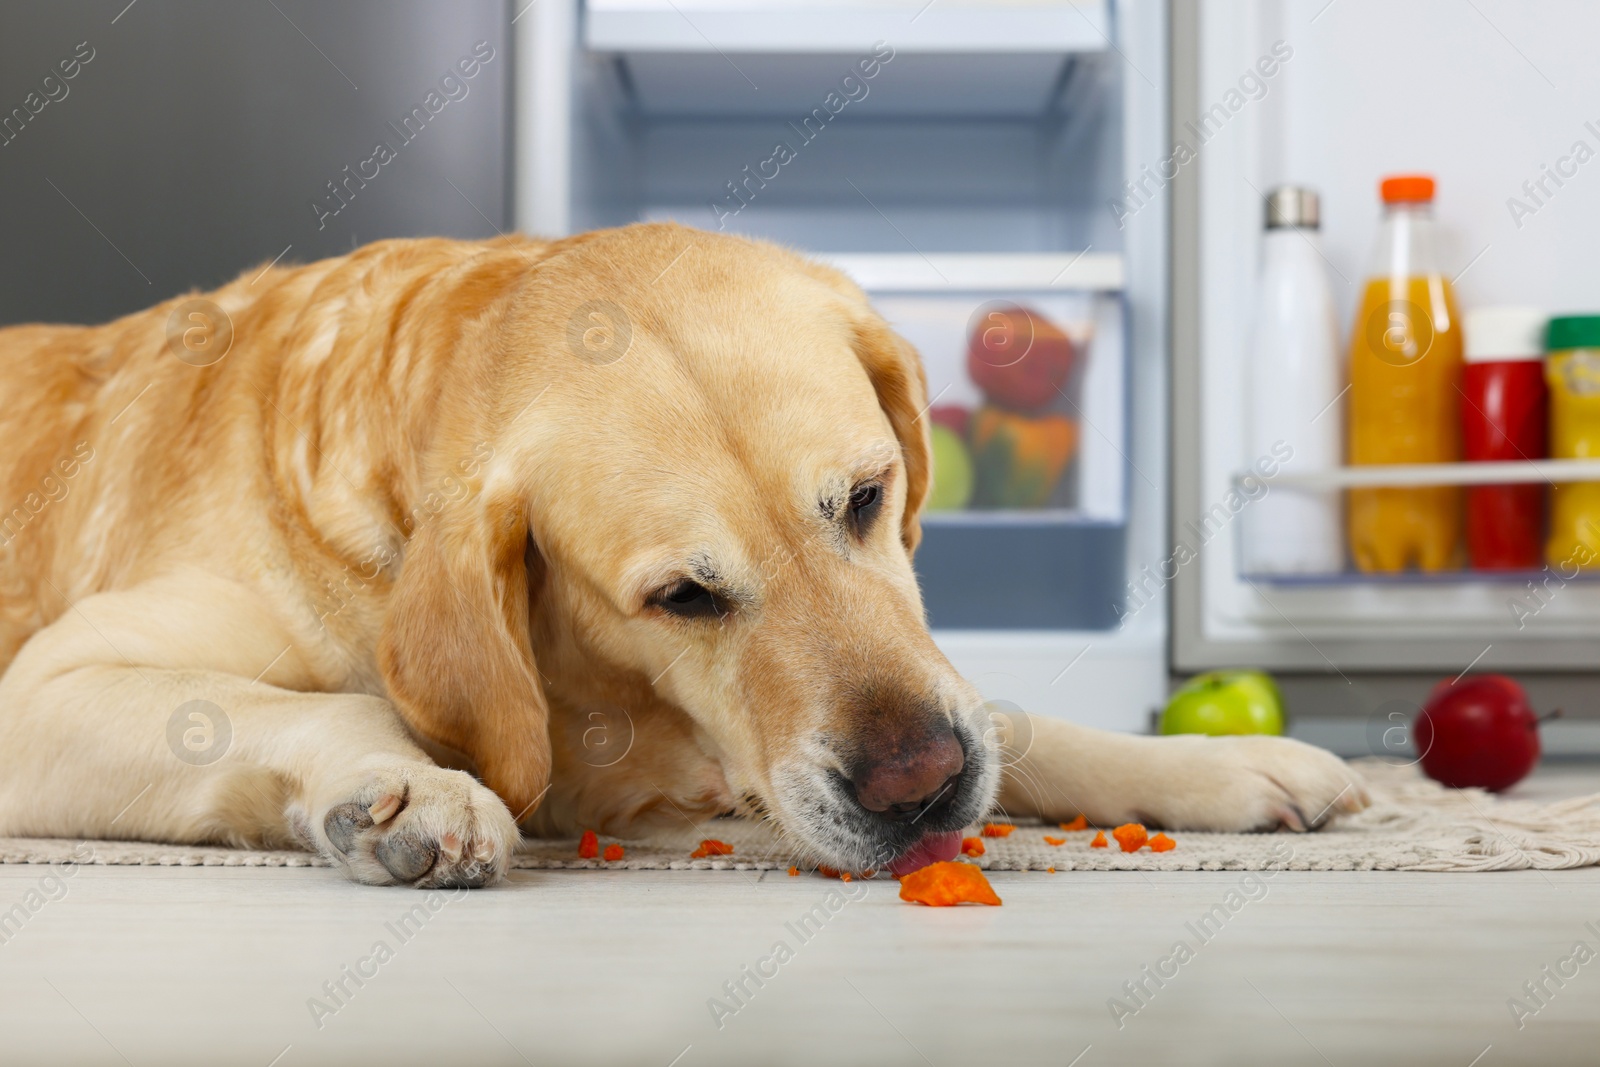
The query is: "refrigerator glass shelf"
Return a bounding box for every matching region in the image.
[586,1,1112,56]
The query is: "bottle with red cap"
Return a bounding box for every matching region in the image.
[1346,174,1464,572]
[1461,307,1548,570]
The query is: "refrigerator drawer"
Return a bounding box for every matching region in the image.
[827,257,1130,628]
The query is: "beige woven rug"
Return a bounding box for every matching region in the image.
[3,761,1597,874]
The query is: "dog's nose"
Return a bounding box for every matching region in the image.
[849,730,965,819]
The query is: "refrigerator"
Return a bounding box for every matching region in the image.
[515,0,1171,734]
[517,0,1600,747]
[1168,0,1600,746]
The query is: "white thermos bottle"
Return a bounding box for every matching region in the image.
[1240,186,1345,575]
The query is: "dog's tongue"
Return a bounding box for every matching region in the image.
[888,830,963,878]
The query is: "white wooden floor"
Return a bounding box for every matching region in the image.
[2,767,1599,1067]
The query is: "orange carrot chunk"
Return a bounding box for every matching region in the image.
[602,843,624,861]
[787,866,799,877]
[690,839,734,859]
[1059,815,1089,832]
[898,861,1002,907]
[578,830,599,859]
[1090,831,1108,848]
[961,836,986,857]
[982,823,1016,838]
[1148,833,1176,853]
[1043,836,1067,846]
[1112,823,1148,853]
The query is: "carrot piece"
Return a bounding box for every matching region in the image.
[578,830,599,859]
[602,843,624,861]
[897,861,1002,907]
[1148,833,1176,853]
[960,836,986,857]
[981,823,1016,838]
[690,839,734,859]
[1047,867,1056,873]
[787,866,799,877]
[1090,831,1108,848]
[841,872,853,883]
[1112,823,1148,853]
[1059,815,1089,832]
[1043,836,1066,847]
[817,865,841,879]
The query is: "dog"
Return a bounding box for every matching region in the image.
[0,223,1366,887]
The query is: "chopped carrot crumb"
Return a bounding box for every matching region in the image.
[1112,823,1148,853]
[1148,833,1176,853]
[982,823,1016,838]
[1059,815,1089,832]
[602,843,624,862]
[1043,836,1066,847]
[898,861,1002,907]
[960,836,986,857]
[1047,867,1056,873]
[690,839,734,859]
[841,872,853,882]
[1090,831,1108,848]
[817,865,841,879]
[787,866,799,877]
[578,830,599,859]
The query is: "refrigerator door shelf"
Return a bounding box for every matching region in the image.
[1240,568,1600,589]
[1233,460,1597,587]
[1235,460,1600,492]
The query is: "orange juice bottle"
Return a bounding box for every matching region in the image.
[1347,174,1464,572]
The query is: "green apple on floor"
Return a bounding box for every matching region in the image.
[1160,670,1286,736]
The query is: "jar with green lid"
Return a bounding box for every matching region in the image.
[1545,315,1600,568]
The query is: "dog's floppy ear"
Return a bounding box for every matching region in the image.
[852,316,932,553]
[378,486,550,821]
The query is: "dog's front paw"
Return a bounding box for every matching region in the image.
[313,763,519,888]
[1148,735,1370,833]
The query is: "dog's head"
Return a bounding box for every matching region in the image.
[378,223,998,874]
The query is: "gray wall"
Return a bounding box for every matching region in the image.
[0,0,511,327]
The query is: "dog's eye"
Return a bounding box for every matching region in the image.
[653,579,724,620]
[848,483,882,534]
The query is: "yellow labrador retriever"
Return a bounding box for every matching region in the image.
[0,223,1365,886]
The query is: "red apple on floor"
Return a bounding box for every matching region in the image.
[1414,675,1544,792]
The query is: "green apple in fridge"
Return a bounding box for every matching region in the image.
[926,424,975,511]
[1160,671,1286,736]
